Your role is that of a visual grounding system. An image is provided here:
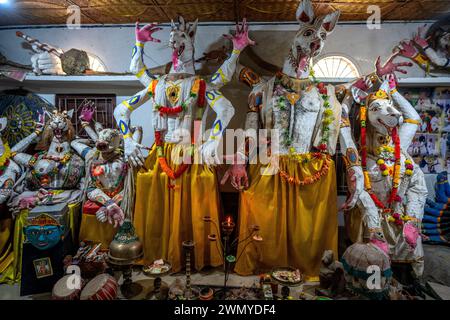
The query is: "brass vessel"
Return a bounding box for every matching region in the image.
[108,220,143,265]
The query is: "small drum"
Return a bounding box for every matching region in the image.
[80,273,118,300]
[52,275,81,300]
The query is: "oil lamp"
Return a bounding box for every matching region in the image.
[203,214,262,297]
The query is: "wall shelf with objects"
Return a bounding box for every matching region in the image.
[0,74,143,95]
[2,74,449,93]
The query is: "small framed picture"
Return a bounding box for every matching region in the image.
[33,257,53,279]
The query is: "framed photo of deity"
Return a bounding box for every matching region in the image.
[33,257,53,279]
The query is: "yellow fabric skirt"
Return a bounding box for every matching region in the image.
[234,153,338,281]
[0,202,80,284]
[0,209,14,284]
[79,213,118,249]
[134,143,222,272]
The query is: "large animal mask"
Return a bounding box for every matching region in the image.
[366,81,402,136]
[290,0,340,77]
[169,16,198,71]
[36,109,75,149]
[94,122,122,154]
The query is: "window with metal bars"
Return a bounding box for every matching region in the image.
[55,94,116,138]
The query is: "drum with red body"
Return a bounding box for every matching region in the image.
[80,273,118,300]
[52,275,81,300]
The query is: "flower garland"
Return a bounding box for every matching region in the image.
[361,103,402,209]
[272,70,334,151]
[149,78,206,188]
[279,152,331,186]
[148,78,206,118]
[309,69,334,152]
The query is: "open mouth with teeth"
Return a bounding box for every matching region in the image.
[53,128,63,140]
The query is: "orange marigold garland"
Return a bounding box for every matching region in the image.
[279,152,331,186]
[152,78,206,188]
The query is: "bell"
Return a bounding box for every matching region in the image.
[108,220,143,265]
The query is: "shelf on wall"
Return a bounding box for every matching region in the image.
[1,73,449,94]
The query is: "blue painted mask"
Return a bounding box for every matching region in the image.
[23,214,64,250]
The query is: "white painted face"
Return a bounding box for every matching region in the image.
[368,98,403,136]
[169,16,197,65]
[290,0,339,74]
[96,128,121,153]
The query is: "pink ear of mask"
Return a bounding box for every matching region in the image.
[404,222,419,249]
[370,238,389,256]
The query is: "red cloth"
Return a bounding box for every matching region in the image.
[83,200,101,215]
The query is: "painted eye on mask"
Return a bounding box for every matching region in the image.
[320,32,327,40]
[303,29,315,37]
[181,34,186,38]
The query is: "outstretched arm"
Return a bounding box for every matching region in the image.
[78,103,98,141]
[339,92,364,210]
[220,84,263,190]
[200,88,235,166]
[131,22,163,87]
[71,139,94,160]
[114,88,151,167]
[209,19,255,89]
[413,25,450,68]
[11,131,40,153]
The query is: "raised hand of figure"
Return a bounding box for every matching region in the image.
[413,25,429,49]
[79,103,95,123]
[200,140,221,167]
[30,44,65,75]
[135,22,162,43]
[124,138,146,168]
[397,40,419,59]
[375,54,413,80]
[105,203,125,228]
[341,166,364,210]
[403,221,420,249]
[223,18,256,51]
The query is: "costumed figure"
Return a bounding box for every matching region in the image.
[348,76,427,278]
[0,117,43,283]
[113,17,254,271]
[8,109,85,212]
[221,0,406,279]
[71,105,138,248]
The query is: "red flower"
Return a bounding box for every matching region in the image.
[318,143,327,151]
[317,82,328,95]
[392,213,400,219]
[92,165,105,177]
[379,164,387,171]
